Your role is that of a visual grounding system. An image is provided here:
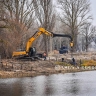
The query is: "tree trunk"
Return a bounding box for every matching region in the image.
[85,36,88,52]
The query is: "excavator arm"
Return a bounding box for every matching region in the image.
[52,34,73,41]
[52,33,73,47]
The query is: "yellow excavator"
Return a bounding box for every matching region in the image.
[12,28,73,60]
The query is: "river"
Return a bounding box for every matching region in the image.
[0,71,96,96]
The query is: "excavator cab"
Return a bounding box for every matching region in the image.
[28,47,36,57]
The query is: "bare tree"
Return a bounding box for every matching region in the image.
[3,0,37,30]
[58,0,92,51]
[81,23,96,52]
[34,0,56,55]
[0,0,38,58]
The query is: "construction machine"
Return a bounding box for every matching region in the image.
[12,28,73,60]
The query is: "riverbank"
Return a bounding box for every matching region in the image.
[0,59,96,78]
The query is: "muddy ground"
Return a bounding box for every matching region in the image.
[0,52,96,78]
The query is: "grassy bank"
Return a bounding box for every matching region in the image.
[0,59,96,78]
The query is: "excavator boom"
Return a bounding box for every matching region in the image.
[26,28,53,52]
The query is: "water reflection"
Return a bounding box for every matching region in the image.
[0,71,96,96]
[65,73,80,95]
[66,79,79,95]
[0,78,23,96]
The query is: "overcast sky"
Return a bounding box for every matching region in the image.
[91,0,96,25]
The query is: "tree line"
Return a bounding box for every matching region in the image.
[0,0,96,58]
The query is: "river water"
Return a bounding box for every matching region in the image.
[0,71,96,96]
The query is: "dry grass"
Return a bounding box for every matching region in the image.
[81,60,96,66]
